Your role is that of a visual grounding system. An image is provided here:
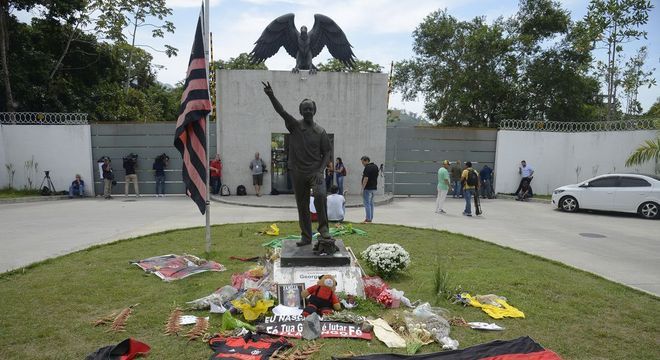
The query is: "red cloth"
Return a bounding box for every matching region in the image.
[210,159,222,177]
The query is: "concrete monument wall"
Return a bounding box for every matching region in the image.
[495,130,658,195]
[216,70,388,195]
[0,125,94,194]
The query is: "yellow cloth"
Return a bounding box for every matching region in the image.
[231,298,275,321]
[461,293,525,319]
[266,224,280,236]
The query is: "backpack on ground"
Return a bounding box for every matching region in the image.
[220,184,230,196]
[236,185,247,196]
[467,169,479,187]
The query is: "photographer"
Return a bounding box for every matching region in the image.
[153,153,169,197]
[102,158,114,199]
[123,153,140,198]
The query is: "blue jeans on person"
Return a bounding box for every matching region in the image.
[210,176,221,195]
[69,184,84,197]
[463,188,474,215]
[336,175,344,194]
[481,179,493,198]
[155,174,166,195]
[363,189,375,221]
[452,180,462,198]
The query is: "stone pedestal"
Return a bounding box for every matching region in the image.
[280,239,350,267]
[272,240,364,296]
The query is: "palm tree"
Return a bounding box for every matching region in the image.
[625,119,660,169]
[625,138,660,167]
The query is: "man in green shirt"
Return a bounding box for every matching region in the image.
[436,160,452,214]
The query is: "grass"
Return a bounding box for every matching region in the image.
[0,222,658,359]
[0,187,42,199]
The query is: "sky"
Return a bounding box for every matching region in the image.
[22,0,660,115]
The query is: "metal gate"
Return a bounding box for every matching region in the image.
[90,123,216,195]
[385,126,497,195]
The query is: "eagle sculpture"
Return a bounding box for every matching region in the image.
[249,13,356,73]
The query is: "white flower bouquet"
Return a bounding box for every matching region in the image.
[361,243,411,279]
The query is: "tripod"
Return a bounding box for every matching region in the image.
[40,171,56,194]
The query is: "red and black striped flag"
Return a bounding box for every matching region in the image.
[174,11,211,215]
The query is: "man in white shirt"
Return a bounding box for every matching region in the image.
[326,185,346,222]
[515,160,534,196]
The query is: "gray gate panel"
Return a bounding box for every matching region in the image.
[91,123,216,195]
[385,126,497,195]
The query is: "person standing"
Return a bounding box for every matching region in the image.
[249,152,267,197]
[102,158,113,199]
[325,160,334,192]
[68,174,85,198]
[515,160,534,196]
[123,154,139,197]
[450,160,462,198]
[210,153,222,195]
[435,160,451,214]
[361,155,379,223]
[480,164,494,199]
[153,154,168,197]
[334,157,346,195]
[460,161,479,216]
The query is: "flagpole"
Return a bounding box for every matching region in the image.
[204,0,211,253]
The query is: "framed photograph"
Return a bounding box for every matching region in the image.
[277,283,305,309]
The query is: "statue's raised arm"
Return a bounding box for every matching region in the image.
[262,81,297,131]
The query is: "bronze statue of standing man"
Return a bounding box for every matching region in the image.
[262,81,337,254]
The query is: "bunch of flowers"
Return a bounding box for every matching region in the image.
[361,243,411,279]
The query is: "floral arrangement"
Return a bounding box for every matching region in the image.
[361,243,411,279]
[231,289,274,321]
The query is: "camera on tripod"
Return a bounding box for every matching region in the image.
[40,170,55,195]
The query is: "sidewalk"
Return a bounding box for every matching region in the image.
[0,196,658,295]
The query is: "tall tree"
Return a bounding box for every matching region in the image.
[94,0,177,92]
[0,0,41,111]
[622,46,656,115]
[511,0,600,121]
[584,0,654,120]
[317,58,383,73]
[393,10,514,126]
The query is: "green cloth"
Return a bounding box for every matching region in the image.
[262,225,367,249]
[437,167,450,191]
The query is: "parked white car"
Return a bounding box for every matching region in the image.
[551,174,660,219]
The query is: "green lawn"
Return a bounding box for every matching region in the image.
[0,187,42,199]
[0,222,658,359]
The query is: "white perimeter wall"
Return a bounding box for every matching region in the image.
[495,130,658,195]
[0,127,6,186]
[216,70,388,195]
[0,125,94,195]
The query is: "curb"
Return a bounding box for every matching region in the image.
[0,195,71,204]
[211,194,394,209]
[496,194,552,204]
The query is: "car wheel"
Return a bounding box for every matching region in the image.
[638,202,659,219]
[559,196,578,212]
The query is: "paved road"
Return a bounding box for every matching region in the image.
[0,196,658,295]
